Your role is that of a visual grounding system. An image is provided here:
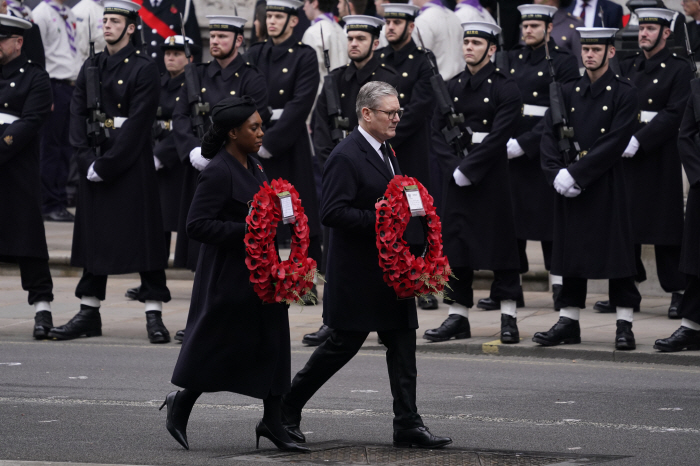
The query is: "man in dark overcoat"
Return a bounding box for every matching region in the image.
[281,82,452,449]
[422,22,523,345]
[533,26,641,350]
[245,0,322,304]
[0,14,54,339]
[171,15,269,273]
[51,0,172,344]
[594,8,692,319]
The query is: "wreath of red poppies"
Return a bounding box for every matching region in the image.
[244,179,317,305]
[375,175,452,299]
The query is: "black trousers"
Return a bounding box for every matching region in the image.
[75,269,171,303]
[634,244,686,293]
[680,275,700,325]
[4,256,54,305]
[445,267,521,307]
[555,276,642,310]
[517,239,553,274]
[284,328,424,430]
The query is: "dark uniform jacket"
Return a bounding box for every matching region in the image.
[619,48,692,246]
[245,37,322,240]
[0,53,52,261]
[172,55,269,270]
[321,129,418,332]
[677,95,700,277]
[431,61,522,271]
[508,40,579,243]
[541,68,638,279]
[69,43,166,275]
[313,55,400,166]
[172,150,290,397]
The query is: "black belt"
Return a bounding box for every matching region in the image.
[51,78,76,86]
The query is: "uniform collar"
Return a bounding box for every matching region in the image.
[525,39,557,64]
[162,71,186,90]
[208,54,247,80]
[344,55,382,83]
[1,52,27,79]
[263,36,297,62]
[461,61,495,90]
[579,67,616,98]
[102,43,136,71]
[381,39,418,67]
[636,46,671,74]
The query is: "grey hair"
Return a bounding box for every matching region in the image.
[355,81,398,120]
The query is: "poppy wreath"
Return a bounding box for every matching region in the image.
[375,175,452,299]
[244,179,317,305]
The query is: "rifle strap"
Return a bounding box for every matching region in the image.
[692,79,700,126]
[133,0,175,40]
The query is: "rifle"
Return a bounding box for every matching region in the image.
[85,17,108,157]
[180,13,209,139]
[416,27,470,158]
[320,23,349,143]
[494,3,508,72]
[545,39,578,166]
[684,23,700,134]
[598,7,621,76]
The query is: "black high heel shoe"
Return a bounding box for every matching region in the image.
[159,391,190,450]
[255,420,309,452]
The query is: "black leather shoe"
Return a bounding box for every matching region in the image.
[668,292,683,319]
[146,311,170,344]
[423,314,471,342]
[125,286,140,300]
[552,284,562,311]
[256,420,309,452]
[476,294,525,311]
[615,320,636,350]
[418,295,439,310]
[42,208,74,222]
[532,317,581,346]
[302,324,333,346]
[48,306,102,340]
[654,326,700,352]
[174,329,185,342]
[159,390,190,450]
[281,399,305,443]
[300,284,318,306]
[33,311,53,340]
[593,300,640,313]
[500,314,519,344]
[393,426,452,449]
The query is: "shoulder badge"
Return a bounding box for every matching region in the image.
[4,135,13,146]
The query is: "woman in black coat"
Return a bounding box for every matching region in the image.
[160,96,307,453]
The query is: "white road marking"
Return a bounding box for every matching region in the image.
[67,376,87,380]
[567,447,582,450]
[38,420,58,423]
[658,408,683,411]
[350,390,378,393]
[0,461,154,466]
[0,362,21,366]
[555,401,576,404]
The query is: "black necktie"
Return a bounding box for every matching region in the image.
[380,143,393,175]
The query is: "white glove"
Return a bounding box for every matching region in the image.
[453,167,472,187]
[507,138,525,159]
[257,146,273,159]
[563,185,582,198]
[553,168,575,195]
[87,162,103,182]
[154,155,163,171]
[189,146,210,171]
[622,136,639,158]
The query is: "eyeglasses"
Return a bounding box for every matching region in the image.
[370,108,403,120]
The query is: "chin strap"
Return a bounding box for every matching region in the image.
[352,37,376,64]
[587,43,610,72]
[646,26,665,53]
[219,32,238,59]
[472,43,492,67]
[273,14,292,39]
[107,23,130,46]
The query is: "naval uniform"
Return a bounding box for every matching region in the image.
[172,55,269,271]
[519,10,584,67]
[618,48,692,294]
[431,61,522,306]
[69,43,171,302]
[0,53,53,305]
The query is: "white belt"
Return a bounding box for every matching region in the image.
[472,132,489,144]
[156,119,173,131]
[101,116,128,129]
[522,104,548,117]
[640,110,657,124]
[0,112,19,125]
[270,108,284,121]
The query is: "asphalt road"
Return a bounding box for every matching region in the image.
[1,339,699,466]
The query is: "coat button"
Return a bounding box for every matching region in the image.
[603,106,608,111]
[484,97,489,103]
[518,54,522,59]
[3,103,7,108]
[10,82,14,87]
[19,68,23,73]
[202,88,206,93]
[576,87,580,92]
[400,93,405,98]
[653,79,658,83]
[487,79,492,83]
[510,69,515,74]
[538,71,543,76]
[176,97,180,101]
[124,58,129,63]
[458,79,461,83]
[381,63,385,67]
[483,119,487,124]
[151,40,157,46]
[571,107,574,112]
[152,28,157,34]
[648,98,653,104]
[279,89,284,95]
[454,97,459,102]
[380,53,385,58]
[118,103,121,108]
[341,93,345,98]
[661,63,666,68]
[408,54,413,59]
[402,72,408,77]
[288,48,293,53]
[601,128,606,133]
[569,23,574,28]
[606,86,611,91]
[117,80,123,85]
[372,72,375,75]
[533,91,538,97]
[235,73,239,77]
[282,68,288,73]
[562,36,567,41]
[230,91,236,95]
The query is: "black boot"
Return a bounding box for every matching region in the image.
[146,311,170,344]
[668,292,683,320]
[301,324,332,346]
[615,320,636,350]
[300,284,318,306]
[532,317,581,346]
[418,295,439,310]
[281,398,305,443]
[125,286,140,300]
[476,294,525,311]
[654,326,700,352]
[552,284,562,311]
[174,329,185,342]
[594,300,640,313]
[33,311,53,340]
[423,314,471,342]
[500,314,519,344]
[48,306,102,340]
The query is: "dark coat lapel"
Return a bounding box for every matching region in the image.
[216,148,265,204]
[350,128,395,181]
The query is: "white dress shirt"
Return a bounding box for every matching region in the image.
[358,125,395,175]
[572,0,598,28]
[33,0,82,80]
[412,2,465,81]
[455,3,496,25]
[73,0,107,64]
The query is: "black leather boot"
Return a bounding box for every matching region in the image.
[423,314,471,342]
[146,311,170,344]
[281,398,305,443]
[418,295,439,310]
[393,426,452,449]
[654,326,700,352]
[594,300,640,313]
[48,306,102,340]
[125,286,140,300]
[33,311,53,340]
[174,329,185,342]
[668,292,683,319]
[532,316,581,346]
[615,320,636,350]
[301,324,332,346]
[476,293,525,311]
[552,284,562,311]
[500,314,519,344]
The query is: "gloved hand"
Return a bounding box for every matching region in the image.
[189,147,210,171]
[87,162,103,182]
[507,138,525,159]
[154,156,163,171]
[563,184,582,198]
[622,136,639,158]
[553,168,575,195]
[257,146,273,159]
[453,167,472,187]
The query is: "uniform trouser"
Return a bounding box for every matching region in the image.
[445,267,521,308]
[555,276,642,310]
[284,328,424,430]
[40,80,74,214]
[634,244,686,293]
[75,269,171,303]
[517,239,553,274]
[11,256,53,305]
[678,275,700,325]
